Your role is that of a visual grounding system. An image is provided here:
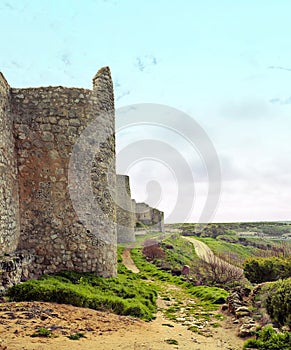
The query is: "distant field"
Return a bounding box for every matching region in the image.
[167,222,291,239]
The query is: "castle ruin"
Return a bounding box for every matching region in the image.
[0,67,164,291]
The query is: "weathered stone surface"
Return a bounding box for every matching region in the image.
[0,67,117,289]
[0,73,20,255]
[0,253,33,293]
[135,202,164,232]
[116,175,135,243]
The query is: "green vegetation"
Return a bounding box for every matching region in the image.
[159,233,199,270]
[264,278,291,327]
[131,231,166,247]
[31,327,52,338]
[243,257,291,283]
[131,247,184,284]
[183,284,228,304]
[195,237,260,265]
[174,221,291,238]
[164,338,178,345]
[243,326,291,350]
[8,269,158,321]
[131,247,228,305]
[67,332,86,340]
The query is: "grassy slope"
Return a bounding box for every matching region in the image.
[195,237,259,263]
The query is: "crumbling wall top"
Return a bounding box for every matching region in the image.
[0,72,10,92]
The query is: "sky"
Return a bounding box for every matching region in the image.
[1,0,291,223]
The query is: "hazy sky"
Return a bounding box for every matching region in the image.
[1,0,291,223]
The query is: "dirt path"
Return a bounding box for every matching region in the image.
[121,248,140,273]
[0,248,245,349]
[184,236,243,275]
[0,298,244,350]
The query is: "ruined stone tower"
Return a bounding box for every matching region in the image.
[0,67,117,284]
[116,175,136,243]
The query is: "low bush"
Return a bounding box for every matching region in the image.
[243,257,291,283]
[67,332,86,340]
[31,327,52,338]
[243,325,291,350]
[264,278,291,327]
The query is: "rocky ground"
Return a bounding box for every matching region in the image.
[0,245,250,350]
[0,298,245,350]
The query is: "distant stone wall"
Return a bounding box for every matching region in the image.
[116,175,135,243]
[0,73,20,255]
[135,202,164,232]
[0,67,117,279]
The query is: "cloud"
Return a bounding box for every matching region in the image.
[61,53,71,66]
[135,55,158,72]
[114,80,121,88]
[4,2,14,9]
[268,65,291,72]
[221,97,274,120]
[116,90,131,101]
[269,96,291,105]
[114,79,131,101]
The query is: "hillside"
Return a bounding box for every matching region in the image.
[1,225,290,349]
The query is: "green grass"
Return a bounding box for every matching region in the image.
[8,269,158,321]
[183,284,228,304]
[160,233,199,270]
[7,241,229,325]
[134,231,167,247]
[31,327,52,338]
[131,247,185,284]
[131,247,228,305]
[243,326,291,350]
[195,237,259,264]
[67,332,86,340]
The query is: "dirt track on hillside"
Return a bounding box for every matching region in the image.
[184,236,243,275]
[121,248,140,273]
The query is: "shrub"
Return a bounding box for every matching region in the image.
[67,332,86,340]
[243,325,291,350]
[264,278,291,327]
[243,257,291,283]
[31,327,52,338]
[142,241,165,261]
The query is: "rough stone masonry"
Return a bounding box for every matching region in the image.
[0,67,117,290]
[0,67,165,292]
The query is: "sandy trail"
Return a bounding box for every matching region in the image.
[121,248,140,273]
[184,236,243,275]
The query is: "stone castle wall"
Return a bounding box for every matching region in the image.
[0,73,20,254]
[1,67,117,281]
[116,175,135,243]
[135,202,164,232]
[0,65,165,292]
